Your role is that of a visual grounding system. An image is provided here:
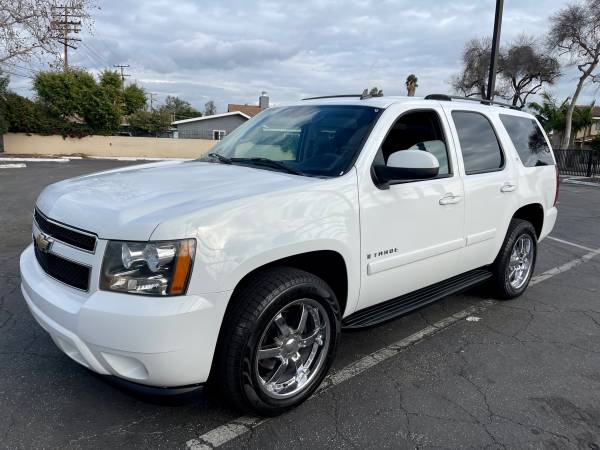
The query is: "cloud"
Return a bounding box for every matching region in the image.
[7,0,598,113]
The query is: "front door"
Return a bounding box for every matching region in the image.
[357,106,466,310]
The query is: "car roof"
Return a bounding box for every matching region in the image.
[279,96,536,119]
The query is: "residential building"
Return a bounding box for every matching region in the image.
[574,105,600,148]
[228,92,270,117]
[172,111,250,140]
[173,92,271,140]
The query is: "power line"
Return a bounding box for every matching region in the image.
[0,68,34,79]
[83,41,111,67]
[1,62,37,75]
[80,42,109,68]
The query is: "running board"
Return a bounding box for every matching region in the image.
[342,269,492,329]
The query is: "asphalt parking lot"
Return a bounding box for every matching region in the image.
[1,159,599,449]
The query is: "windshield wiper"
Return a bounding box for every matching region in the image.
[205,153,232,164]
[230,157,304,176]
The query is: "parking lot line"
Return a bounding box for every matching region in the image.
[0,157,69,163]
[185,244,600,450]
[546,236,596,252]
[0,163,27,169]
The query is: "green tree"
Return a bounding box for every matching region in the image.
[33,69,122,135]
[3,92,59,134]
[162,95,201,121]
[123,83,146,115]
[405,74,418,96]
[529,92,568,133]
[99,70,123,103]
[529,92,595,146]
[591,134,600,151]
[34,70,96,119]
[128,109,172,137]
[368,86,384,97]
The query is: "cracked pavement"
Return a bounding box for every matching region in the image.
[1,161,599,449]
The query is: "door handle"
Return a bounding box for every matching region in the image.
[501,182,517,193]
[439,193,462,205]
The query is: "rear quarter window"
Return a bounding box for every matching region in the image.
[499,115,555,167]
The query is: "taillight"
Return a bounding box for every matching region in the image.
[553,165,560,207]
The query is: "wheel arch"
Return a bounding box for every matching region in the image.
[511,203,544,238]
[208,249,349,385]
[231,250,349,317]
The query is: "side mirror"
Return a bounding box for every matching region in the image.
[373,150,439,187]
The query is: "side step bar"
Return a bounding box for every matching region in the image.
[342,269,492,329]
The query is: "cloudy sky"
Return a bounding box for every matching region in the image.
[8,0,600,112]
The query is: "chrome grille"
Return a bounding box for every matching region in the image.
[34,209,97,253]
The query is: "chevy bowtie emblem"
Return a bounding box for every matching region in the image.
[35,233,54,253]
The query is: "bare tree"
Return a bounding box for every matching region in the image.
[0,0,94,65]
[405,74,418,96]
[500,36,560,108]
[452,36,559,107]
[451,37,493,98]
[204,100,216,116]
[548,0,600,148]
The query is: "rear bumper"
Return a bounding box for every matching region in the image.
[540,206,558,241]
[20,244,231,387]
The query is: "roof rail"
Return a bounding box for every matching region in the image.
[302,94,362,101]
[424,94,520,110]
[303,89,375,101]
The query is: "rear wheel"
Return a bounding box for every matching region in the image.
[213,267,341,415]
[490,219,537,300]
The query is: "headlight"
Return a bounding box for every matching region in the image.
[100,239,196,296]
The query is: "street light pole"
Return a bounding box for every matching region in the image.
[486,0,504,101]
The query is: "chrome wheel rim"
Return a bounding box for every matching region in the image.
[508,234,534,290]
[254,298,331,399]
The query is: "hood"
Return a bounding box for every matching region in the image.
[36,161,317,240]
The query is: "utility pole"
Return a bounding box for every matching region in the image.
[148,93,158,111]
[51,3,83,72]
[113,64,130,86]
[486,0,504,101]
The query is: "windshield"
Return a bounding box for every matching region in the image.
[199,105,380,177]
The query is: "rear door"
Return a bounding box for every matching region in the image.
[356,104,466,310]
[443,107,519,269]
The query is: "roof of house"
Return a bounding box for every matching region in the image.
[172,111,250,125]
[227,104,263,117]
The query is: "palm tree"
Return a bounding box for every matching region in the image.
[368,87,384,97]
[529,92,595,147]
[405,74,418,96]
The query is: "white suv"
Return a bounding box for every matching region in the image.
[20,94,558,414]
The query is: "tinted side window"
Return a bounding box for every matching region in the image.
[499,115,554,167]
[377,110,451,177]
[452,111,504,174]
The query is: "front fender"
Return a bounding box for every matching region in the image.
[151,170,361,313]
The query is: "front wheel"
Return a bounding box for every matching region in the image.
[213,267,341,415]
[490,219,538,300]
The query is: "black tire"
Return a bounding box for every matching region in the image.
[490,219,538,300]
[212,266,341,415]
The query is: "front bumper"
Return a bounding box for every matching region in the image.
[20,244,231,387]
